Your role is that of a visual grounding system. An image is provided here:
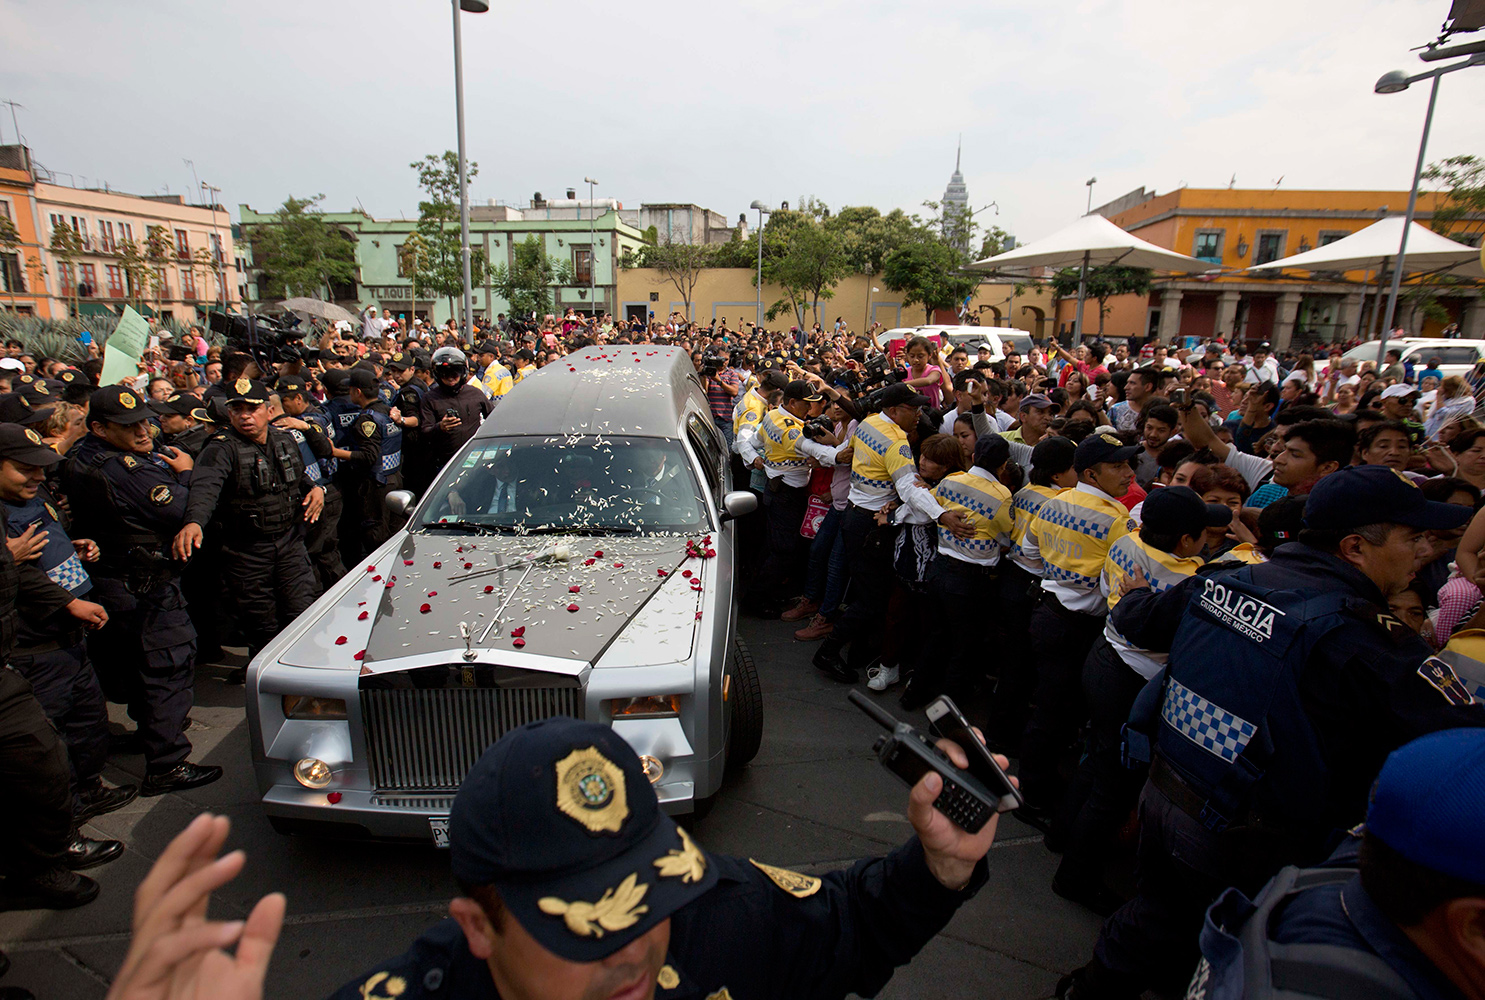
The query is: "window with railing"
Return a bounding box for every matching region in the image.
[181,269,197,300]
[175,229,190,260]
[106,265,124,298]
[1192,230,1224,265]
[573,247,593,285]
[78,263,97,297]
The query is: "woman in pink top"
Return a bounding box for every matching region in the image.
[901,336,950,409]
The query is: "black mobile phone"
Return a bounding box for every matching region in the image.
[445,408,460,420]
[925,695,1023,814]
[848,691,999,834]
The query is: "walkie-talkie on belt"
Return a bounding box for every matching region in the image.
[848,690,1000,834]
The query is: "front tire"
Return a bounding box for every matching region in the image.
[725,635,763,772]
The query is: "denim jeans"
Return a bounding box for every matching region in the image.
[803,504,849,615]
[713,417,735,450]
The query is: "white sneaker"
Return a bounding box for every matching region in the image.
[866,664,900,692]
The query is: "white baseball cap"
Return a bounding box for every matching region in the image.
[0,358,24,373]
[1381,383,1419,399]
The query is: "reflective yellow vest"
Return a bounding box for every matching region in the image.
[934,470,1014,563]
[760,408,806,471]
[850,412,912,499]
[1031,488,1137,593]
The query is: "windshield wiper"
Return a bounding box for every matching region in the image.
[521,524,640,536]
[420,520,513,535]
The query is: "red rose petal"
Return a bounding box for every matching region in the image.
[512,637,525,648]
[695,611,703,620]
[357,611,368,621]
[569,585,581,593]
[510,626,525,637]
[404,559,414,566]
[484,585,494,593]
[357,601,366,606]
[594,550,604,558]
[372,575,382,582]
[613,562,624,568]
[433,561,441,568]
[584,558,595,566]
[353,649,365,660]
[567,603,580,612]
[456,546,464,553]
[419,603,431,614]
[366,565,376,573]
[682,570,692,578]
[427,591,438,597]
[385,581,394,589]
[326,792,342,804]
[657,569,668,577]
[464,562,473,569]
[705,549,716,558]
[334,635,347,645]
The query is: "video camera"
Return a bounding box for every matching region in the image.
[800,415,835,441]
[698,352,725,378]
[208,312,307,370]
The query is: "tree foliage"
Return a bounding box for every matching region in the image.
[1048,264,1152,336]
[1422,154,1485,242]
[410,152,488,321]
[489,235,573,320]
[627,239,713,320]
[880,239,980,324]
[249,195,358,300]
[48,223,85,315]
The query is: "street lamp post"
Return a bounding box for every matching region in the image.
[585,177,598,316]
[1085,177,1097,215]
[201,182,227,322]
[1371,50,1485,368]
[452,0,488,338]
[749,200,770,329]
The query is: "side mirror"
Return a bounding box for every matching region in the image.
[385,490,417,517]
[719,490,757,522]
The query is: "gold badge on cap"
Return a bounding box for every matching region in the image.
[235,377,253,394]
[119,392,137,409]
[1099,433,1121,446]
[652,826,706,883]
[749,859,822,898]
[23,429,42,445]
[538,872,650,938]
[33,382,48,395]
[357,972,406,1000]
[554,745,629,833]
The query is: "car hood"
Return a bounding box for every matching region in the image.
[279,533,708,671]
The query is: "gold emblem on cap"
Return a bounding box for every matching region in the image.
[357,972,406,999]
[33,381,48,395]
[537,872,650,938]
[554,745,629,833]
[23,429,42,445]
[657,966,680,990]
[706,989,735,1000]
[119,391,137,409]
[1099,433,1121,446]
[749,859,822,898]
[235,377,253,394]
[652,826,706,883]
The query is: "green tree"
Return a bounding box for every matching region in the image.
[0,215,21,312]
[880,239,980,324]
[1048,265,1153,337]
[756,200,849,328]
[114,239,153,311]
[49,223,85,318]
[489,235,573,320]
[144,226,175,319]
[627,239,714,320]
[1422,154,1485,243]
[826,206,920,276]
[410,151,488,323]
[249,195,358,300]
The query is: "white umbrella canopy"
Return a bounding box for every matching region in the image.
[1247,216,1480,274]
[280,297,357,324]
[966,213,1216,273]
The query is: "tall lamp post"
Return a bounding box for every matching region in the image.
[584,177,598,315]
[1085,177,1097,215]
[1371,47,1485,368]
[452,0,488,337]
[749,200,771,328]
[201,182,227,321]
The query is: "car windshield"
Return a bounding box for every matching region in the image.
[1341,341,1402,365]
[415,435,709,535]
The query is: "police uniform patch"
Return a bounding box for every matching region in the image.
[1418,656,1475,706]
[43,502,57,521]
[119,391,137,409]
[357,971,406,999]
[360,420,378,439]
[554,745,629,833]
[150,484,173,505]
[23,429,42,445]
[121,455,139,469]
[537,872,650,937]
[749,859,822,898]
[657,966,680,990]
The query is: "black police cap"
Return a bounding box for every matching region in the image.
[224,377,270,406]
[90,385,154,425]
[0,393,52,426]
[384,351,411,372]
[0,423,63,467]
[347,368,377,392]
[148,393,199,418]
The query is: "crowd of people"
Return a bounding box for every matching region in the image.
[0,307,1483,1000]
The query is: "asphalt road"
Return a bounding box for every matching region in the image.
[0,618,1107,1000]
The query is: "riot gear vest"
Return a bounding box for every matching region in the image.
[285,409,338,487]
[65,441,176,574]
[226,429,305,537]
[323,395,360,445]
[356,408,402,485]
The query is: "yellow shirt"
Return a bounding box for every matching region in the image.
[759,408,808,485]
[934,468,1014,566]
[1101,533,1205,678]
[1025,483,1136,614]
[847,412,916,511]
[734,387,767,437]
[513,364,536,384]
[1010,484,1063,575]
[482,360,513,399]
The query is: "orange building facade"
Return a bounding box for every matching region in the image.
[0,146,55,318]
[1052,187,1484,351]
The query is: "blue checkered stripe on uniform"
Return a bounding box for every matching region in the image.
[1161,678,1256,763]
[48,553,90,593]
[942,534,998,555]
[938,483,1004,520]
[1013,492,1048,519]
[850,470,894,491]
[1042,561,1099,589]
[1036,500,1114,541]
[381,451,402,473]
[1107,540,1185,594]
[854,422,892,457]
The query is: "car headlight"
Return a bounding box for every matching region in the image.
[294,757,333,788]
[608,695,681,719]
[282,695,348,720]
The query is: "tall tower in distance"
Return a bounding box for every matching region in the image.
[942,136,969,249]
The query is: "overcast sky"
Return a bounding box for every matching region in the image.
[3,0,1483,247]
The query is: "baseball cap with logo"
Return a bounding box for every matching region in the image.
[0,423,63,466]
[0,394,53,426]
[89,385,154,425]
[224,377,270,406]
[384,351,411,372]
[782,380,822,403]
[1074,432,1141,472]
[149,393,201,417]
[1305,465,1473,531]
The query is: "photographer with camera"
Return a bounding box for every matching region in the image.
[702,350,743,448]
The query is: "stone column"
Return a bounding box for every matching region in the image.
[1214,290,1241,341]
[1461,294,1485,340]
[1156,289,1184,343]
[1273,291,1303,353]
[1334,293,1364,345]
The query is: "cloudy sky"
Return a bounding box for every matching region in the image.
[3,0,1483,247]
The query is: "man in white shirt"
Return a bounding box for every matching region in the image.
[1242,343,1281,385]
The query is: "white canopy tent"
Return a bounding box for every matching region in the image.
[1249,217,1483,362]
[967,214,1215,345]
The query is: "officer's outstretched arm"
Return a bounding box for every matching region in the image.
[1109,573,1200,654]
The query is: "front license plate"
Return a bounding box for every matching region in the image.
[429,817,451,848]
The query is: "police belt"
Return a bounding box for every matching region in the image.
[1150,751,1271,833]
[13,627,87,656]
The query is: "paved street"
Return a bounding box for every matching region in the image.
[0,619,1105,1000]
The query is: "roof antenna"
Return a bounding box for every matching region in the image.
[1229,174,1237,189]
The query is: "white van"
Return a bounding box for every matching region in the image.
[1339,339,1485,380]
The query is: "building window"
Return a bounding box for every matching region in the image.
[99,220,115,252]
[155,267,169,299]
[1254,230,1286,266]
[78,263,97,297]
[1192,230,1223,264]
[0,200,11,221]
[175,229,190,260]
[181,269,197,300]
[106,265,124,298]
[68,217,91,250]
[0,254,24,294]
[1318,230,1350,246]
[573,247,593,285]
[121,222,133,243]
[210,232,223,263]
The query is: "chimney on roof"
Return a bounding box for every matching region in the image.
[566,188,576,200]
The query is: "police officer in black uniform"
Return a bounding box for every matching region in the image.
[387,351,432,495]
[1061,466,1485,999]
[63,386,223,796]
[173,378,324,684]
[151,393,210,457]
[312,716,1000,1000]
[335,368,402,564]
[320,367,359,445]
[272,378,345,592]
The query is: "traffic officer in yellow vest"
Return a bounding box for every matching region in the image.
[811,383,973,682]
[477,341,513,401]
[732,370,789,470]
[743,381,839,616]
[1016,431,1140,831]
[901,433,1017,708]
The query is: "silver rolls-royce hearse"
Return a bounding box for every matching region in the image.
[246,345,762,843]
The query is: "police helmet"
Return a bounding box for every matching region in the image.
[431,346,468,382]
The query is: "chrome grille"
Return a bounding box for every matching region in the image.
[362,687,582,792]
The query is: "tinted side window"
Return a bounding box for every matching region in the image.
[687,414,724,502]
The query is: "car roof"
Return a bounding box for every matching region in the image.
[474,345,701,438]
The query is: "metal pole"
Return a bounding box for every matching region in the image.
[863,282,872,334]
[1377,72,1441,370]
[452,0,474,340]
[588,178,596,313]
[1072,250,1090,348]
[755,209,765,328]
